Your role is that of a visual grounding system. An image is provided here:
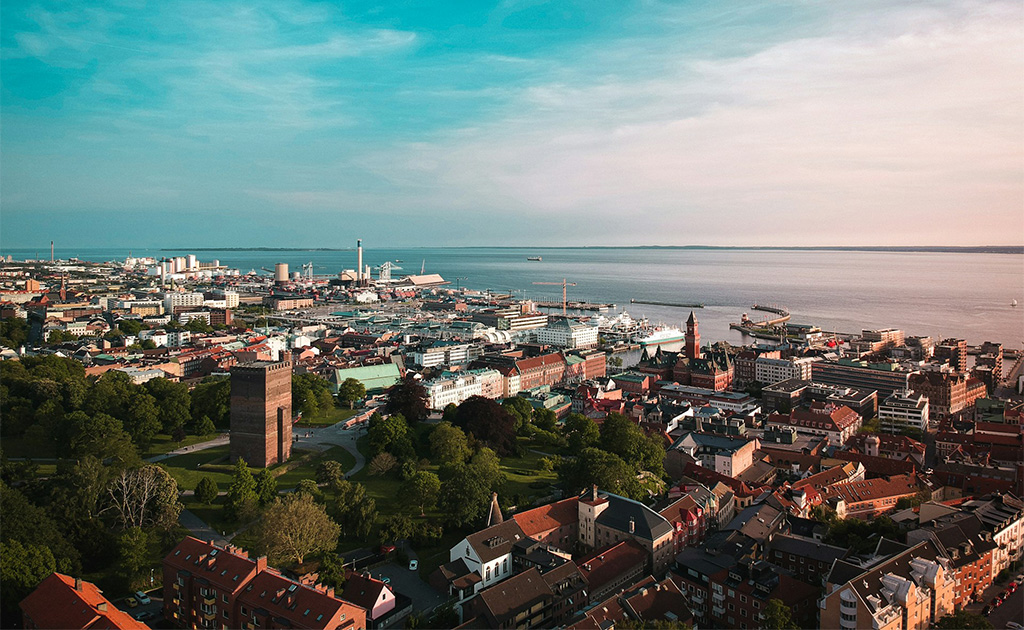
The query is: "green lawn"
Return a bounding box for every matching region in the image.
[274,446,356,488]
[294,406,359,428]
[498,445,558,504]
[157,445,235,491]
[183,495,237,535]
[141,433,223,459]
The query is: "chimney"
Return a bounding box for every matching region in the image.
[629,517,635,534]
[357,239,363,283]
[591,485,599,501]
[74,577,83,591]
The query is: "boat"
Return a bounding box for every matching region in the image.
[632,326,685,346]
[527,256,542,261]
[395,259,403,263]
[1013,299,1018,307]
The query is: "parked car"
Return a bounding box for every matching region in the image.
[1005,622,1024,630]
[991,597,1002,608]
[125,597,138,608]
[135,611,157,622]
[134,591,151,605]
[982,605,991,616]
[408,559,418,571]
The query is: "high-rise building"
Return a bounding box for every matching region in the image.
[230,360,292,468]
[935,338,968,373]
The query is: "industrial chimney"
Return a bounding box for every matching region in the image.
[357,239,363,284]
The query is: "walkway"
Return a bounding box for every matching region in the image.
[147,434,229,463]
[292,421,367,476]
[179,508,228,546]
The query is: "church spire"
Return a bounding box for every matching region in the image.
[486,492,503,527]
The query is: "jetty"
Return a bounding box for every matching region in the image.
[534,301,614,312]
[730,303,791,331]
[630,299,704,309]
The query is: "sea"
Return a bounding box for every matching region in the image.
[4,246,1022,349]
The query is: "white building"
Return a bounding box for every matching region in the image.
[163,291,205,313]
[411,342,483,368]
[755,356,818,385]
[114,367,168,385]
[534,319,599,349]
[879,390,930,433]
[424,369,503,410]
[178,311,212,325]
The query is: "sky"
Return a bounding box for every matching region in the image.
[1,0,1022,248]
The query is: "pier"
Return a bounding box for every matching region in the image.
[630,299,704,309]
[730,303,791,331]
[535,301,615,312]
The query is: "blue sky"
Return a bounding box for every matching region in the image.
[2,0,1022,248]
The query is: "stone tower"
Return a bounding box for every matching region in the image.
[685,311,701,360]
[230,360,292,468]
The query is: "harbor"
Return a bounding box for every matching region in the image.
[630,299,704,309]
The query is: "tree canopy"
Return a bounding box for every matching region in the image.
[255,493,340,565]
[558,447,644,500]
[453,396,518,456]
[385,376,429,423]
[337,378,366,409]
[429,421,470,465]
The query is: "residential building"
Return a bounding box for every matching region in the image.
[162,537,366,630]
[820,539,955,630]
[768,534,849,588]
[755,356,818,385]
[909,371,987,420]
[934,338,968,373]
[958,493,1024,579]
[578,487,676,574]
[818,474,920,520]
[457,563,586,629]
[812,358,913,397]
[423,369,503,410]
[567,576,694,630]
[666,432,759,478]
[576,539,648,603]
[409,341,482,368]
[879,390,930,433]
[20,573,148,630]
[905,514,996,608]
[764,403,862,445]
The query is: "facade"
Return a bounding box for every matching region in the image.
[667,432,759,478]
[424,369,503,410]
[812,359,913,397]
[765,403,862,445]
[578,487,676,574]
[230,360,292,468]
[879,390,930,433]
[534,318,599,349]
[755,356,818,385]
[410,342,482,368]
[162,537,365,630]
[909,371,987,420]
[819,474,920,520]
[20,573,148,630]
[934,338,968,373]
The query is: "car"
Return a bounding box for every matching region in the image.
[1006,623,1024,630]
[982,605,991,616]
[135,611,157,622]
[125,597,138,608]
[408,559,418,571]
[1009,582,1019,593]
[991,597,1002,607]
[133,591,151,605]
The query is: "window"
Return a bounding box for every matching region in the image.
[241,607,248,617]
[486,566,491,580]
[753,601,760,609]
[223,594,229,603]
[741,609,747,618]
[740,595,747,603]
[222,611,228,620]
[728,603,735,611]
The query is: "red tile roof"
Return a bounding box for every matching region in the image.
[576,539,648,594]
[237,569,365,629]
[19,573,149,630]
[163,537,259,595]
[512,498,579,538]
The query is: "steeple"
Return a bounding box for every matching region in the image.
[486,492,503,527]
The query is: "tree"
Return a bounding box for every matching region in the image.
[190,377,231,429]
[369,452,398,476]
[1,483,81,576]
[337,378,366,409]
[599,412,664,475]
[317,552,347,589]
[103,465,183,530]
[437,462,491,527]
[761,598,798,630]
[563,413,600,451]
[385,376,429,423]
[559,448,643,500]
[332,480,377,539]
[502,396,534,432]
[123,390,161,446]
[226,458,258,521]
[429,421,470,465]
[256,493,340,565]
[118,527,149,589]
[934,610,992,630]
[533,408,558,432]
[65,411,140,467]
[379,514,414,545]
[144,378,192,434]
[0,540,57,628]
[195,476,219,504]
[367,413,415,460]
[454,396,518,455]
[254,469,278,506]
[194,415,217,437]
[292,373,336,419]
[295,479,323,501]
[404,471,441,515]
[316,460,346,486]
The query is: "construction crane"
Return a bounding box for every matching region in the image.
[532,278,577,315]
[453,276,467,291]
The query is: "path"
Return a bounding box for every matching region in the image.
[292,421,367,476]
[147,434,229,463]
[179,508,228,546]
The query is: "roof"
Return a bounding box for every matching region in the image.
[475,567,552,626]
[724,504,786,542]
[465,519,528,564]
[793,462,860,490]
[576,540,648,593]
[164,537,258,594]
[621,576,692,626]
[340,571,391,612]
[586,490,673,541]
[770,533,849,564]
[512,498,579,538]
[19,573,149,630]
[820,474,919,505]
[237,569,360,627]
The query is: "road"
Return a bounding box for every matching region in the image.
[963,575,1023,628]
[292,420,367,476]
[146,433,229,463]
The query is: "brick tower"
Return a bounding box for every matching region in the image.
[685,311,701,360]
[230,360,292,468]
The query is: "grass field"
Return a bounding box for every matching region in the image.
[274,446,356,488]
[157,445,235,491]
[294,406,359,428]
[141,433,223,459]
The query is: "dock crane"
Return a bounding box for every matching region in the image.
[532,278,577,315]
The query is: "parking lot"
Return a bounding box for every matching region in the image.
[363,561,445,614]
[114,589,162,625]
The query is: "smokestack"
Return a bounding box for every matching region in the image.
[51,241,54,262]
[357,239,363,283]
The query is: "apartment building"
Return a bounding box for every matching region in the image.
[423,369,503,410]
[879,390,930,432]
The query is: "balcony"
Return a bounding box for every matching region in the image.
[712,605,726,617]
[691,593,705,604]
[203,595,216,605]
[202,611,216,622]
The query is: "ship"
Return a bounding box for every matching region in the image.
[527,256,542,261]
[632,326,685,346]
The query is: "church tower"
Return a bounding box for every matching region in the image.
[685,311,701,360]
